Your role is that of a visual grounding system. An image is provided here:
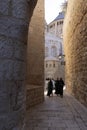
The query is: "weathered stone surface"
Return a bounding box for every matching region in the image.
[12,0,29,19]
[14,42,26,61]
[0,17,28,42]
[0,60,14,80]
[26,93,87,130]
[0,79,26,127]
[63,0,87,107]
[26,0,44,108]
[0,36,14,58]
[27,0,44,86]
[0,0,37,129]
[13,61,26,80]
[0,0,9,15]
[0,36,26,60]
[26,86,44,109]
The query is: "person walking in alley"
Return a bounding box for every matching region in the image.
[59,77,65,98]
[52,78,55,90]
[47,79,53,97]
[55,78,60,96]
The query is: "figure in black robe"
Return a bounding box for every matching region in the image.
[47,79,53,97]
[59,78,65,98]
[55,78,60,96]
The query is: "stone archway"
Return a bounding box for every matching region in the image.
[0,0,37,129]
[26,0,44,109]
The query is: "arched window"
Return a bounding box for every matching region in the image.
[51,46,57,57]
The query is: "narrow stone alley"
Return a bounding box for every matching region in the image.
[26,92,87,130]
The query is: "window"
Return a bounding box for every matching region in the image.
[46,63,48,67]
[61,61,65,65]
[53,63,55,67]
[50,25,53,28]
[57,22,59,25]
[51,46,57,57]
[61,21,63,24]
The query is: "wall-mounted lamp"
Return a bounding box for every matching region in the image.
[58,54,65,65]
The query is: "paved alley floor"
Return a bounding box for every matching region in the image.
[26,92,87,130]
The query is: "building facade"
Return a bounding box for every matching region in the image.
[45,12,65,80]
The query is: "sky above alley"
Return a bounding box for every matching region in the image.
[45,0,66,24]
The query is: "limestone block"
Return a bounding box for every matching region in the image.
[0,0,9,15]
[0,17,28,42]
[14,41,26,61]
[13,61,25,80]
[0,60,14,80]
[12,0,29,19]
[0,36,14,58]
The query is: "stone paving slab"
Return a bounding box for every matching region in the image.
[26,92,87,130]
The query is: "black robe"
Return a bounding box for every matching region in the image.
[47,80,53,96]
[59,79,64,96]
[55,79,60,95]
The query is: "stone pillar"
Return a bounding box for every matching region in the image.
[64,0,87,107]
[0,0,37,129]
[26,0,44,108]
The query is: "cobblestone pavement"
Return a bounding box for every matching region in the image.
[26,92,87,130]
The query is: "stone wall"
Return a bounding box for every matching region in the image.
[64,0,87,107]
[26,0,44,108]
[26,86,44,109]
[0,0,37,130]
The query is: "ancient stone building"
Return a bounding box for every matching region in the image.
[64,0,87,107]
[45,12,65,80]
[45,33,64,80]
[48,12,64,38]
